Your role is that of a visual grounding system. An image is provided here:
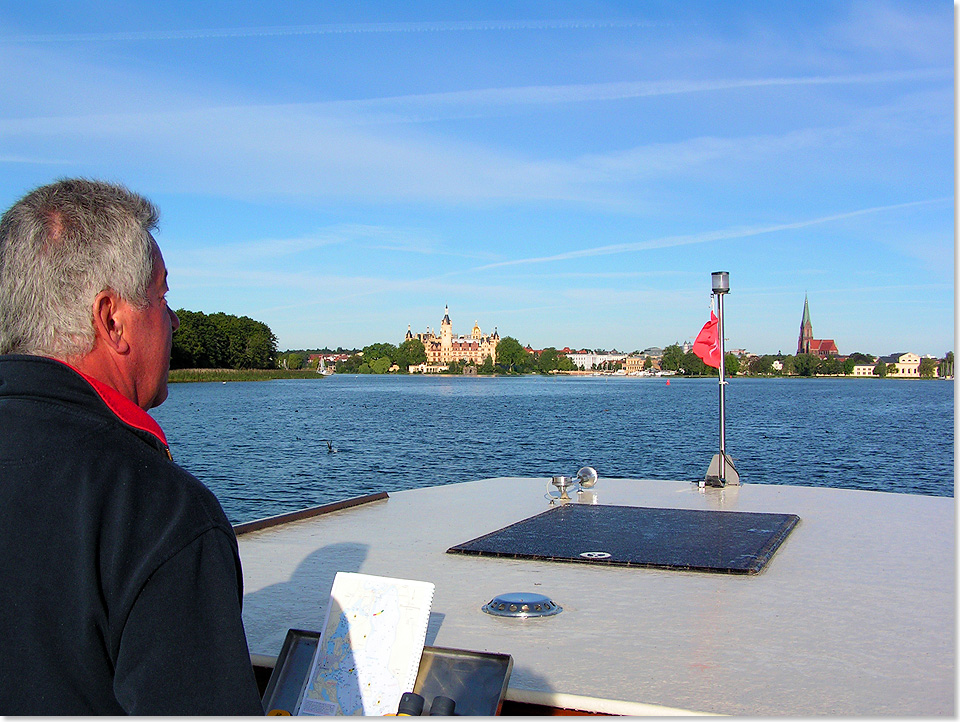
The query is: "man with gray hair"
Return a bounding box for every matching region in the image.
[0,179,264,714]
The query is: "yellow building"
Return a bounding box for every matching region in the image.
[406,305,499,366]
[853,353,922,377]
[624,356,645,374]
[879,352,921,377]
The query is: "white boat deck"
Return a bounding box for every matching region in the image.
[237,477,954,716]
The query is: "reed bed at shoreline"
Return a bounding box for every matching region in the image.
[168,368,325,383]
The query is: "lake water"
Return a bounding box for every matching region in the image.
[149,374,954,524]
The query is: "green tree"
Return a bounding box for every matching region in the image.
[369,357,392,374]
[748,355,774,376]
[244,329,277,369]
[207,312,278,369]
[939,352,953,378]
[780,355,795,376]
[794,353,819,377]
[172,310,276,369]
[171,309,230,369]
[661,344,683,372]
[679,351,711,376]
[496,337,533,373]
[848,352,875,364]
[286,353,305,370]
[842,357,856,375]
[874,361,888,377]
[724,353,740,375]
[537,347,561,373]
[444,359,467,374]
[918,357,937,378]
[817,356,843,376]
[337,354,364,373]
[557,354,576,372]
[478,355,495,374]
[362,342,398,362]
[396,338,426,371]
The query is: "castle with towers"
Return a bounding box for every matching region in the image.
[406,305,500,366]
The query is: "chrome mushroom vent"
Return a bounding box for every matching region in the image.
[482,592,562,618]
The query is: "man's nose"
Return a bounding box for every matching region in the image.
[168,306,180,331]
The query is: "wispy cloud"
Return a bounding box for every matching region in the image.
[247,275,526,316]
[173,224,408,262]
[0,154,71,165]
[0,91,942,209]
[171,223,495,264]
[0,19,656,44]
[831,1,951,65]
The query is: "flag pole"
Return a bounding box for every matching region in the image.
[701,271,738,487]
[713,272,728,483]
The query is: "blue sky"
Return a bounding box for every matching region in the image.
[0,1,953,356]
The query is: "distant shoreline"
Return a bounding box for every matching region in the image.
[168,368,950,383]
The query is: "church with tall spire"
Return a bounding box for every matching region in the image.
[797,295,839,358]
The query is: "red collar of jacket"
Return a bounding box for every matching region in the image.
[55,360,169,447]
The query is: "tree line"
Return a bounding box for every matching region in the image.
[171,310,278,370]
[329,336,578,375]
[659,345,949,378]
[336,339,429,374]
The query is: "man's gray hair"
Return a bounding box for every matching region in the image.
[0,178,159,358]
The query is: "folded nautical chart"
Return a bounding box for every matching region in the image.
[296,572,435,716]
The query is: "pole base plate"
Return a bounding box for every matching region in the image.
[704,453,740,486]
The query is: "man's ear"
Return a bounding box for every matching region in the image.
[91,290,130,355]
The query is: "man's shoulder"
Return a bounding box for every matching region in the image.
[0,354,236,553]
[108,439,235,542]
[139,450,232,529]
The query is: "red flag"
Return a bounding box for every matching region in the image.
[692,311,721,368]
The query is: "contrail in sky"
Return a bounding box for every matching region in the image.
[0,19,655,44]
[468,198,952,272]
[314,68,949,119]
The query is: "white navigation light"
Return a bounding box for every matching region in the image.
[712,270,730,294]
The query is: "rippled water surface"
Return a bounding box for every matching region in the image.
[149,374,954,524]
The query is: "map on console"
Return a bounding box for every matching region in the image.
[296,572,435,716]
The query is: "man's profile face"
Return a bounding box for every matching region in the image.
[124,242,180,410]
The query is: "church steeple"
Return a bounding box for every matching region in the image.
[798,294,813,355]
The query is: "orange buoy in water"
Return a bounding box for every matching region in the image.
[666,380,671,386]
